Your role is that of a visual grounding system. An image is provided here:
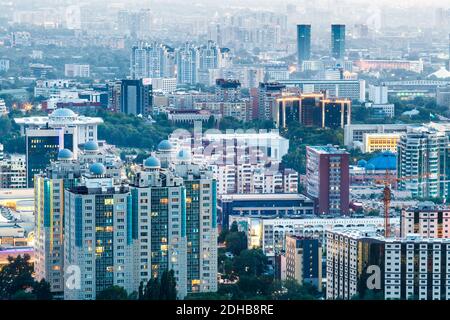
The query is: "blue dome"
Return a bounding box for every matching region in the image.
[57,148,73,160]
[357,159,367,167]
[366,152,397,171]
[366,163,376,171]
[177,149,191,161]
[143,156,161,168]
[157,140,173,151]
[89,163,106,176]
[84,141,99,151]
[50,108,76,118]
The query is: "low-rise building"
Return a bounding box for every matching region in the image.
[230,216,393,257]
[220,193,314,230]
[363,133,401,153]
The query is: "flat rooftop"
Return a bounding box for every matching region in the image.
[220,193,312,201]
[308,145,348,154]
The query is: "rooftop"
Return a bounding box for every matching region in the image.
[364,152,397,171]
[405,201,450,212]
[204,131,286,140]
[308,145,348,154]
[14,108,103,126]
[220,193,312,201]
[329,229,450,244]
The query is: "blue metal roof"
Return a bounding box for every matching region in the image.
[365,152,397,171]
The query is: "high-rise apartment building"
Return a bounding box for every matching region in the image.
[397,126,450,199]
[306,145,350,215]
[35,142,123,298]
[258,82,286,120]
[176,43,200,86]
[34,149,83,298]
[198,41,222,85]
[130,42,175,80]
[285,235,322,291]
[130,156,188,298]
[327,229,450,300]
[173,160,218,294]
[118,9,152,38]
[64,163,134,300]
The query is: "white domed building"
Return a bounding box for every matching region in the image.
[14,108,103,187]
[155,139,176,169]
[14,108,103,147]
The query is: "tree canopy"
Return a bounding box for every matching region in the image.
[0,254,52,300]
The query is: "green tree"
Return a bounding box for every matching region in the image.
[0,254,35,300]
[229,221,239,232]
[233,249,268,276]
[138,281,144,300]
[33,279,52,300]
[96,285,129,300]
[225,231,248,256]
[160,270,177,300]
[185,292,229,300]
[11,290,36,300]
[141,270,177,300]
[274,280,319,300]
[143,277,161,300]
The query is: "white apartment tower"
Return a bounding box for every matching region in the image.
[397,126,449,199]
[64,163,135,300]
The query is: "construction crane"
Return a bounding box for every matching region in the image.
[382,170,392,238]
[380,171,450,238]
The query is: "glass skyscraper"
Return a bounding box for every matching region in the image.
[297,25,311,67]
[331,24,346,60]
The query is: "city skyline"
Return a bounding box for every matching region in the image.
[0,0,450,306]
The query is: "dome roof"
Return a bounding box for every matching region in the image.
[84,141,99,151]
[366,163,376,171]
[57,148,73,160]
[89,163,106,176]
[366,152,397,171]
[177,149,191,161]
[157,140,173,151]
[143,156,161,169]
[50,108,76,118]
